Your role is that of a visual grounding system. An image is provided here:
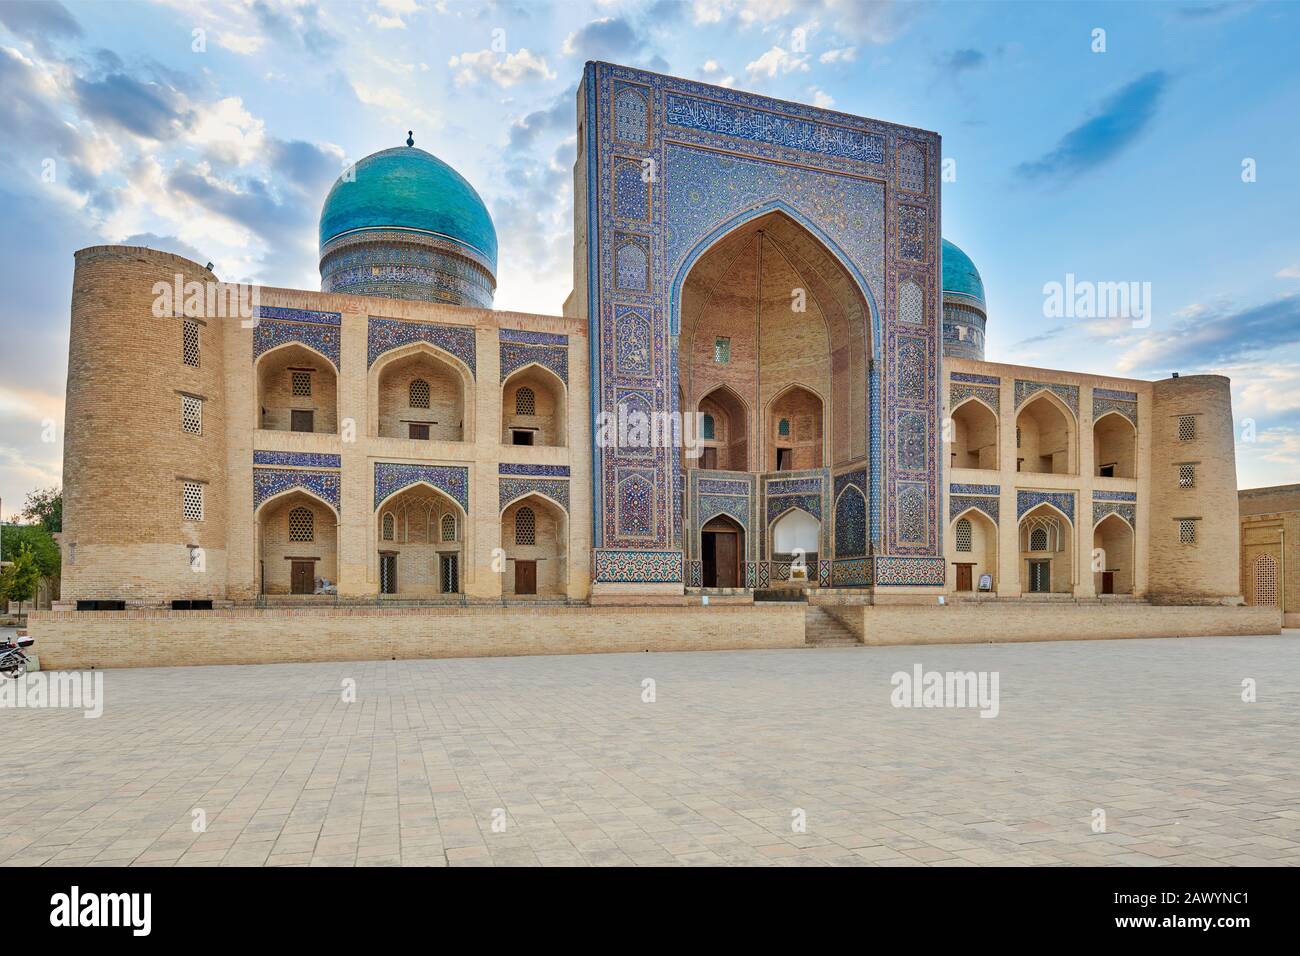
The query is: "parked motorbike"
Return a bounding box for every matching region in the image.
[0,633,34,679]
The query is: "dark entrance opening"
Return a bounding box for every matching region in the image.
[701,515,743,588]
[440,554,459,593]
[1028,559,1050,593]
[291,409,314,433]
[1101,570,1115,595]
[380,553,397,594]
[776,447,793,471]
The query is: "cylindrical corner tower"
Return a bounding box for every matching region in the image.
[941,238,987,360]
[62,246,228,605]
[1147,374,1241,601]
[318,143,498,307]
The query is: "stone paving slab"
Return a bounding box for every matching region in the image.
[1,635,1296,866]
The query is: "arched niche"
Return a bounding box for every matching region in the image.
[256,343,338,434]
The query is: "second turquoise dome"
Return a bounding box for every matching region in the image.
[319,146,497,272]
[941,238,985,310]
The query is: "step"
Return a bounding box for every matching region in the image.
[803,606,860,646]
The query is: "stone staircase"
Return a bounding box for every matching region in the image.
[804,605,860,647]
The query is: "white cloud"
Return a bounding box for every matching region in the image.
[745,45,809,78]
[1275,264,1300,279]
[449,48,555,88]
[700,59,735,87]
[352,81,439,128]
[186,96,266,167]
[820,46,857,63]
[216,32,265,55]
[809,86,834,108]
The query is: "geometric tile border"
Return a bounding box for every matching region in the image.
[373,461,470,512]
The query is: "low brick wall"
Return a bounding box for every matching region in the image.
[27,604,807,669]
[856,602,1281,646]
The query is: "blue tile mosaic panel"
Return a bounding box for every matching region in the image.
[252,451,341,468]
[500,463,570,477]
[1093,490,1137,502]
[500,329,568,384]
[1016,489,1076,524]
[368,317,476,375]
[1015,380,1080,418]
[253,306,342,369]
[374,462,469,512]
[1093,500,1137,528]
[592,549,682,584]
[253,468,341,513]
[499,477,569,513]
[874,555,945,587]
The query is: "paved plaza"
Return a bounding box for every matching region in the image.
[2,634,1297,867]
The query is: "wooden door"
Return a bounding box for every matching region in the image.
[291,409,314,433]
[955,563,973,592]
[714,533,738,588]
[700,446,717,470]
[1101,571,1115,595]
[515,560,537,595]
[291,560,315,594]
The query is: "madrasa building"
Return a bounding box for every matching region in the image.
[37,62,1279,667]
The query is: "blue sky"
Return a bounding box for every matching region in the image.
[0,0,1297,516]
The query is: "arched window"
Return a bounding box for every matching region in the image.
[1029,528,1048,552]
[382,512,394,541]
[955,517,972,552]
[778,418,791,437]
[409,378,430,409]
[288,506,314,542]
[515,387,535,416]
[441,513,456,542]
[701,413,715,440]
[515,506,536,546]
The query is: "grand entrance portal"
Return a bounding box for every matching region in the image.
[701,515,744,588]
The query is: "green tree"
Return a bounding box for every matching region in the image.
[0,543,40,615]
[21,486,62,533]
[1,524,59,579]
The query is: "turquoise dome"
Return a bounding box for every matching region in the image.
[319,146,497,272]
[941,238,985,309]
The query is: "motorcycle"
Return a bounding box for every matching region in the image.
[0,633,34,679]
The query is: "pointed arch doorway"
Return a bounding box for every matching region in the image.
[701,514,744,588]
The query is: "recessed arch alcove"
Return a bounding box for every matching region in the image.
[676,208,874,471]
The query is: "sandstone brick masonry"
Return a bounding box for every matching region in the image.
[30,605,806,669]
[28,601,1280,670]
[853,603,1278,646]
[1238,484,1300,627]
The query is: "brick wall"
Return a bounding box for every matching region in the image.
[30,604,807,669]
[854,602,1278,646]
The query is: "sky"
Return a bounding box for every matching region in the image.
[0,0,1297,517]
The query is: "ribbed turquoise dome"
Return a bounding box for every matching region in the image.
[941,238,985,309]
[318,146,497,271]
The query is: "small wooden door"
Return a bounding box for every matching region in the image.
[291,560,315,594]
[291,409,314,433]
[714,532,738,588]
[776,448,793,471]
[700,446,717,470]
[955,563,974,592]
[515,560,537,595]
[1101,571,1115,595]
